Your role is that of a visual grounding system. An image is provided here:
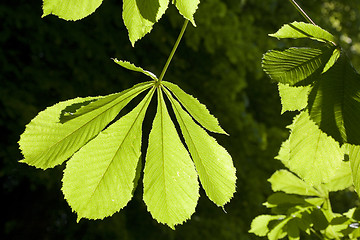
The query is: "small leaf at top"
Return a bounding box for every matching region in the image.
[268,170,320,196]
[287,111,343,185]
[62,88,154,220]
[262,46,335,85]
[308,54,360,145]
[164,86,236,206]
[163,81,227,134]
[173,0,199,26]
[278,83,311,114]
[122,0,169,45]
[42,0,103,20]
[19,82,152,169]
[269,21,337,44]
[113,59,158,81]
[143,88,199,229]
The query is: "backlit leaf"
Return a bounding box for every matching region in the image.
[173,0,199,26]
[113,59,158,81]
[269,170,319,196]
[122,0,169,45]
[164,86,236,206]
[344,144,360,196]
[163,81,227,134]
[287,111,343,185]
[62,88,154,220]
[19,82,152,169]
[42,0,103,20]
[308,54,360,145]
[262,47,334,85]
[269,21,337,44]
[143,88,199,228]
[249,215,285,237]
[278,83,311,114]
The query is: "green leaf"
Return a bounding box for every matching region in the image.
[42,0,103,20]
[249,215,285,237]
[287,111,343,185]
[62,88,155,220]
[19,82,152,169]
[278,83,311,114]
[122,0,169,45]
[268,216,290,240]
[173,0,199,26]
[269,170,320,196]
[143,88,199,229]
[275,138,291,168]
[163,86,236,206]
[308,54,360,145]
[269,21,337,44]
[286,218,300,240]
[344,144,360,196]
[262,47,334,85]
[113,59,158,81]
[163,81,227,134]
[323,161,352,192]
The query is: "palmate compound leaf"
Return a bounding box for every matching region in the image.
[62,87,155,220]
[162,81,227,134]
[262,46,335,85]
[123,0,169,46]
[269,21,337,44]
[42,0,103,20]
[143,88,199,229]
[19,82,153,169]
[308,53,360,145]
[286,111,343,186]
[163,86,236,206]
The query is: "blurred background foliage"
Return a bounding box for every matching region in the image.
[1,0,360,239]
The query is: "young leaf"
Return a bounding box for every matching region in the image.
[268,170,320,196]
[113,59,158,81]
[122,0,169,45]
[262,46,334,85]
[19,82,152,169]
[42,0,103,20]
[163,81,227,134]
[308,54,360,145]
[269,21,337,44]
[278,83,311,114]
[323,161,352,192]
[287,111,343,185]
[163,86,236,206]
[62,88,155,220]
[173,0,199,26]
[143,88,199,229]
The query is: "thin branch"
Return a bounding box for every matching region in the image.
[289,0,316,25]
[158,20,189,83]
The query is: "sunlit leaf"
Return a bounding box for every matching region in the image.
[278,83,311,114]
[269,21,337,44]
[308,54,360,145]
[163,81,227,134]
[143,88,199,228]
[42,0,103,20]
[173,0,199,26]
[344,144,360,196]
[262,47,334,85]
[269,170,319,196]
[122,0,169,45]
[19,82,152,169]
[287,111,343,185]
[62,88,154,220]
[249,215,285,237]
[113,59,158,81]
[323,161,352,192]
[164,86,236,206]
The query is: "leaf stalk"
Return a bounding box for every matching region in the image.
[158,20,189,83]
[289,0,316,26]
